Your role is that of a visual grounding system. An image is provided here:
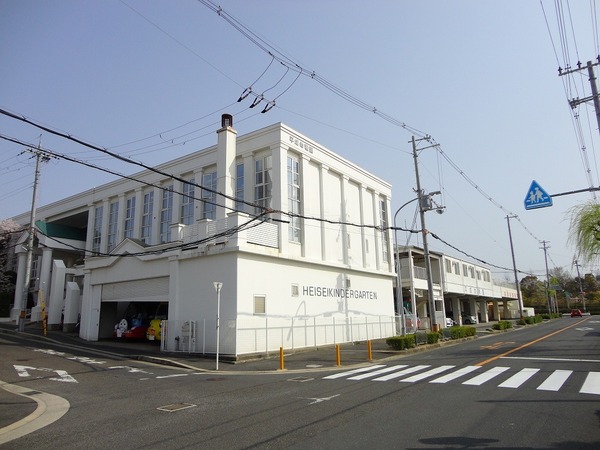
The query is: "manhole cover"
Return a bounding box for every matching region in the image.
[157,403,196,412]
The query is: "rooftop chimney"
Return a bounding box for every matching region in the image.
[216,114,237,220]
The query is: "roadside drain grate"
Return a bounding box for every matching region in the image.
[157,403,197,412]
[287,376,314,383]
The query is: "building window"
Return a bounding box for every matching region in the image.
[254,295,266,315]
[255,155,272,214]
[291,284,299,297]
[453,262,460,275]
[445,260,452,273]
[107,201,118,253]
[235,163,244,212]
[476,270,481,280]
[483,271,490,282]
[469,266,475,278]
[124,195,135,239]
[463,264,468,277]
[287,155,301,242]
[141,191,154,244]
[379,197,389,262]
[160,185,173,243]
[180,178,195,225]
[202,171,217,220]
[92,205,103,254]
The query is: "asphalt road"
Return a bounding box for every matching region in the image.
[1,317,599,449]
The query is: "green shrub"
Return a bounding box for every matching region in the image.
[493,320,513,330]
[449,325,476,339]
[386,334,416,350]
[427,332,440,345]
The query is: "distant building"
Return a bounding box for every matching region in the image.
[10,115,397,357]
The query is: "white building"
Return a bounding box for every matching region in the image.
[396,245,521,327]
[10,115,397,357]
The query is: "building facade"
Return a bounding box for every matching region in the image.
[10,116,397,357]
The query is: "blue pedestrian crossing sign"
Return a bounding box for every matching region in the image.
[524,180,553,210]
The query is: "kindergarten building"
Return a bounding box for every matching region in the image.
[10,115,397,357]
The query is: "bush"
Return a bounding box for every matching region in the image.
[386,334,416,350]
[493,320,513,330]
[449,325,476,339]
[427,332,440,345]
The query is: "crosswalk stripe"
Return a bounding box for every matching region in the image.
[498,368,540,388]
[323,365,386,380]
[580,372,600,395]
[373,365,431,382]
[430,365,481,384]
[348,365,408,380]
[400,365,455,383]
[462,366,510,386]
[537,370,572,391]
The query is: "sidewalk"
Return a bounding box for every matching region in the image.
[0,320,497,373]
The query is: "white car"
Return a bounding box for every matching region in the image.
[462,314,477,325]
[445,317,456,327]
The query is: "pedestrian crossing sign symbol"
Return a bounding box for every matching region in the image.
[524,180,553,210]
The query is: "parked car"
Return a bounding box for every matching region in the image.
[462,314,477,325]
[571,309,583,317]
[445,317,456,327]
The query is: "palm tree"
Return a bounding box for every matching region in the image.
[568,200,600,263]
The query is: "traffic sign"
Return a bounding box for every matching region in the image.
[524,180,553,210]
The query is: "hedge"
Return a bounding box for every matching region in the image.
[492,320,513,330]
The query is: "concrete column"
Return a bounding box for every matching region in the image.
[151,186,161,245]
[100,199,109,254]
[359,185,367,268]
[85,204,95,256]
[502,299,509,319]
[318,164,328,261]
[31,247,53,321]
[492,301,500,321]
[62,282,81,332]
[340,175,349,266]
[272,144,286,254]
[469,299,478,322]
[299,154,310,258]
[11,252,27,321]
[372,190,381,270]
[452,297,461,324]
[48,260,66,329]
[133,188,143,239]
[479,300,489,323]
[172,179,182,225]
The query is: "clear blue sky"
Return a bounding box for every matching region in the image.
[1,0,598,280]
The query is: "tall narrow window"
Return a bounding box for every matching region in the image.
[287,155,301,242]
[379,198,389,262]
[160,185,173,243]
[92,205,103,254]
[124,195,135,239]
[235,163,244,211]
[255,155,272,214]
[107,201,119,252]
[180,178,195,225]
[141,191,154,244]
[202,171,217,220]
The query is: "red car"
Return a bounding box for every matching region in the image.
[570,309,583,317]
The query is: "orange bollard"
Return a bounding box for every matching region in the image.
[367,340,372,361]
[336,344,341,366]
[279,346,285,370]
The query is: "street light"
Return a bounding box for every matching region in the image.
[213,281,223,370]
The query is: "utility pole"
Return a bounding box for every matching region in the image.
[505,215,524,319]
[411,136,439,331]
[18,143,48,331]
[540,240,552,314]
[574,259,587,312]
[560,59,600,136]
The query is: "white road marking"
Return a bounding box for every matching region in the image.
[462,366,510,386]
[498,368,540,389]
[430,365,481,384]
[303,394,340,405]
[373,365,430,382]
[347,365,408,380]
[108,366,152,374]
[580,372,600,395]
[155,374,189,379]
[13,365,78,383]
[502,356,600,363]
[400,365,455,383]
[537,370,573,391]
[323,365,386,379]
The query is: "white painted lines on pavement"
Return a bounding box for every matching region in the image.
[13,365,78,383]
[430,365,481,384]
[580,372,600,395]
[462,366,510,386]
[498,368,540,389]
[537,370,573,392]
[322,363,600,396]
[400,365,455,383]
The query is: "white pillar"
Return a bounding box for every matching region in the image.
[38,247,53,301]
[62,282,81,332]
[48,260,66,329]
[10,252,27,321]
[479,300,489,323]
[216,116,237,220]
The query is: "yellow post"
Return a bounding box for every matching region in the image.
[367,340,372,361]
[279,347,285,370]
[336,344,341,366]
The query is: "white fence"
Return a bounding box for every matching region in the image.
[160,314,399,356]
